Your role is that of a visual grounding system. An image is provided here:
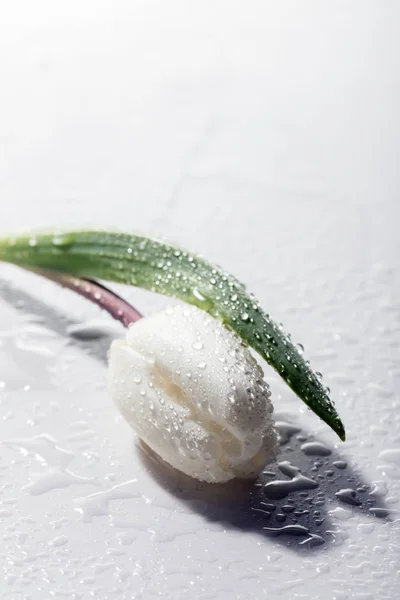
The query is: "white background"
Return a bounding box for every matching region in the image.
[0,2,399,599]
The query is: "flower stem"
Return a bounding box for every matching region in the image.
[27,267,143,327]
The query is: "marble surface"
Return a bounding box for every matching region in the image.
[0,2,399,598]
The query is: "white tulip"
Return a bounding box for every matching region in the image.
[108,304,277,483]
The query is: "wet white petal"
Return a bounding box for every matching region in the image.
[108,305,277,482]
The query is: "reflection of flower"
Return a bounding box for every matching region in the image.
[108,305,277,483]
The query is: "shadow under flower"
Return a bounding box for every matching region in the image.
[137,417,391,553]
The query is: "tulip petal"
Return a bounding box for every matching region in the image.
[108,305,277,482]
[125,304,275,461]
[108,339,234,482]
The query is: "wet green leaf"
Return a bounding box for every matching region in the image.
[0,231,345,440]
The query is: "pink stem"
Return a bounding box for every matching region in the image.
[28,268,143,327]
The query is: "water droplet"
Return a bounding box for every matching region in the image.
[275,421,301,445]
[333,460,347,470]
[329,506,353,521]
[296,343,304,354]
[379,449,400,465]
[240,312,250,322]
[335,488,362,506]
[50,535,68,547]
[369,481,388,497]
[301,441,331,457]
[192,341,203,351]
[275,513,286,523]
[368,507,391,518]
[227,392,236,405]
[52,233,73,247]
[264,462,318,500]
[263,524,310,537]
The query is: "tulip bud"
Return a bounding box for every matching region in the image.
[108,304,277,482]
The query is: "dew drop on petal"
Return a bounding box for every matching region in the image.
[192,341,204,351]
[227,392,236,405]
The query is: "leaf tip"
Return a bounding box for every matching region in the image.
[336,420,346,442]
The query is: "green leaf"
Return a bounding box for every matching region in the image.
[0,230,345,440]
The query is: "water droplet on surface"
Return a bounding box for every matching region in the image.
[335,488,362,506]
[75,480,139,522]
[357,522,375,534]
[281,504,295,513]
[49,535,68,547]
[329,506,353,521]
[275,421,301,445]
[264,462,318,500]
[332,460,347,470]
[263,524,310,537]
[368,507,392,518]
[379,449,400,465]
[301,441,331,457]
[369,481,388,497]
[275,513,286,523]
